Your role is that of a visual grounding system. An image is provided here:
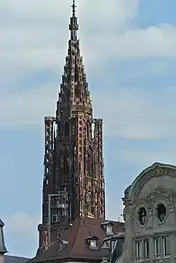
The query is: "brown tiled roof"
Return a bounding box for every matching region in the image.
[29,217,124,263]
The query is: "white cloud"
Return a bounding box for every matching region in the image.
[0,82,58,128]
[0,0,175,140]
[97,85,169,139]
[94,86,176,139]
[1,0,176,256]
[1,81,176,140]
[0,0,138,26]
[0,0,138,75]
[0,0,176,81]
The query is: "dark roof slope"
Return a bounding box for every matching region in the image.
[29,217,125,263]
[5,255,29,263]
[111,235,125,263]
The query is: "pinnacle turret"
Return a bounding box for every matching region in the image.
[69,0,78,40]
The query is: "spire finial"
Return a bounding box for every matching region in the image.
[69,0,78,40]
[71,0,76,17]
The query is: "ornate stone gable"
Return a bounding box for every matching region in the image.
[132,163,175,201]
[146,187,176,209]
[122,163,176,206]
[122,163,176,263]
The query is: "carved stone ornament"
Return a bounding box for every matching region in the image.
[146,187,176,209]
[122,185,132,206]
[152,166,173,177]
[152,260,170,263]
[132,164,174,200]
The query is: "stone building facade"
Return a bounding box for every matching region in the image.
[121,162,176,263]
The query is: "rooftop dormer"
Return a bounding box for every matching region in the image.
[58,239,68,252]
[101,221,114,236]
[86,235,98,249]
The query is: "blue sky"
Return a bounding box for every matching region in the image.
[0,0,176,258]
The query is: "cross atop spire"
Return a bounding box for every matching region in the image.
[69,0,78,40]
[71,0,76,17]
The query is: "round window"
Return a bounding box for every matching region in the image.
[156,203,166,222]
[138,207,147,225]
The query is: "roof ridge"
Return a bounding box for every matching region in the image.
[69,219,81,257]
[82,217,93,237]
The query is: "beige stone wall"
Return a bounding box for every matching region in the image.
[0,254,4,263]
[122,163,176,263]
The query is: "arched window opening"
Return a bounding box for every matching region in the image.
[65,122,69,137]
[138,207,147,225]
[156,203,166,222]
[75,86,81,97]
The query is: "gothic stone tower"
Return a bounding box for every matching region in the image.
[38,0,105,249]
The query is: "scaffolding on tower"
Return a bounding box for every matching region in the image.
[44,116,56,183]
[48,189,69,244]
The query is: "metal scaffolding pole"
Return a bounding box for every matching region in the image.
[48,193,60,244]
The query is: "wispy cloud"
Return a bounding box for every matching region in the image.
[1,0,176,258]
[0,0,175,137]
[0,0,176,86]
[1,82,176,141]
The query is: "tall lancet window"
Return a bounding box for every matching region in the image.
[75,60,79,82]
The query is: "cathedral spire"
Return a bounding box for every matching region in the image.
[40,3,105,249]
[69,0,78,40]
